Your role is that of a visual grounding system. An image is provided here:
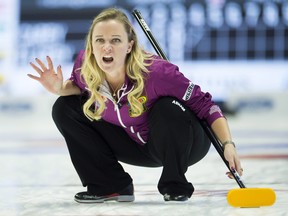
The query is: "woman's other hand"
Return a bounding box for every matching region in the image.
[28,56,63,95]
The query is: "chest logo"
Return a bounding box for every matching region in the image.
[128,96,147,117]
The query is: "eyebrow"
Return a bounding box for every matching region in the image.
[94,35,121,37]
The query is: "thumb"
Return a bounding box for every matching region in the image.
[229,160,235,171]
[225,154,235,170]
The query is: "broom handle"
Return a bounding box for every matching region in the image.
[199,120,246,188]
[132,9,246,189]
[132,10,168,60]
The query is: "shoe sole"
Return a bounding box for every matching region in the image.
[163,194,189,202]
[74,195,135,203]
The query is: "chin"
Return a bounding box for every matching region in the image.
[100,64,112,72]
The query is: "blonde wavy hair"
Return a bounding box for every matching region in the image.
[81,8,153,120]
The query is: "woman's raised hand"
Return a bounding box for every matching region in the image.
[28,56,63,95]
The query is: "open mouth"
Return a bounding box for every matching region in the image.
[103,56,113,63]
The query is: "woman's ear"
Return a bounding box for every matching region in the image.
[127,40,134,53]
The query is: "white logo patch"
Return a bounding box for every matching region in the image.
[209,105,222,115]
[182,82,195,101]
[172,100,186,112]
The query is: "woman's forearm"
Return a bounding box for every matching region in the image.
[210,117,234,148]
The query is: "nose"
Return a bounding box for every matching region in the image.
[103,43,112,52]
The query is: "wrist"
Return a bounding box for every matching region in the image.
[54,90,61,96]
[222,140,236,149]
[55,87,63,96]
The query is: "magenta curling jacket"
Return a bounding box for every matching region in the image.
[69,50,224,145]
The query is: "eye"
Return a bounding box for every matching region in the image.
[112,38,121,43]
[95,38,104,43]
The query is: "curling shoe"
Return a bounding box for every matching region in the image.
[74,183,135,203]
[163,193,189,201]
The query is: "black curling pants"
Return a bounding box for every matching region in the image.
[52,95,211,197]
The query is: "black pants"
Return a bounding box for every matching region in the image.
[52,95,210,197]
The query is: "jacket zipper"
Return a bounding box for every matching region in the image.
[114,103,126,128]
[99,83,146,144]
[130,126,146,144]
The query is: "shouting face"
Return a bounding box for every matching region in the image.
[92,19,134,79]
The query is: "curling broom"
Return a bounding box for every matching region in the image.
[132,9,276,208]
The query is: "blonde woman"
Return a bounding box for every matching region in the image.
[28,8,242,203]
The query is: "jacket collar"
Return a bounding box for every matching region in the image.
[98,75,134,102]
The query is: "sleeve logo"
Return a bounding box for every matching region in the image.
[182,82,195,101]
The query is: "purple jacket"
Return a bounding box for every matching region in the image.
[70,50,224,145]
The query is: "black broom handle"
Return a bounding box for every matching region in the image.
[132,9,245,189]
[132,10,168,60]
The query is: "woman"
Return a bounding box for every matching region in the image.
[28,8,243,203]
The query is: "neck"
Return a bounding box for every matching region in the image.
[106,76,125,99]
[106,73,125,90]
[107,79,124,91]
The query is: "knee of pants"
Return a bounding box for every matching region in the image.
[52,96,66,123]
[52,95,81,125]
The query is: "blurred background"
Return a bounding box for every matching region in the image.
[0,0,288,142]
[0,1,288,215]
